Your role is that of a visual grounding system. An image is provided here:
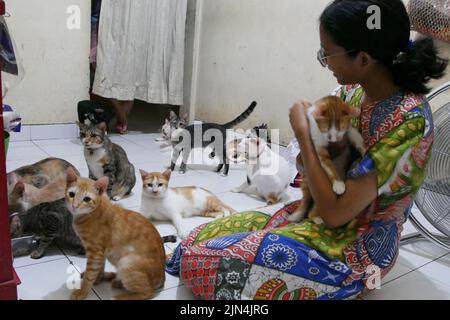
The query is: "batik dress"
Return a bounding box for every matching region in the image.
[166,85,434,300]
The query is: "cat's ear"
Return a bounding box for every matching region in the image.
[66,167,78,184]
[165,118,170,125]
[12,181,25,197]
[95,177,109,195]
[169,111,177,120]
[139,169,148,179]
[10,215,22,237]
[182,113,189,121]
[162,169,172,180]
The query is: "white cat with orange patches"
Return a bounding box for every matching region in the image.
[139,169,235,238]
[288,96,365,224]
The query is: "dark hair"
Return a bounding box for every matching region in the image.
[320,0,448,94]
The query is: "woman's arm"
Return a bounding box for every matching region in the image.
[289,101,378,228]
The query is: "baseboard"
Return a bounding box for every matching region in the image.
[9,123,79,142]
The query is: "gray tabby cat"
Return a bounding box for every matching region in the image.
[10,199,84,259]
[77,122,136,201]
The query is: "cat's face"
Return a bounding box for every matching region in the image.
[237,137,265,161]
[65,168,107,216]
[140,169,170,199]
[313,96,360,143]
[162,119,172,139]
[77,122,105,149]
[8,181,40,213]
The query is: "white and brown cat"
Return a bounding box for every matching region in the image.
[139,169,235,239]
[288,95,365,224]
[65,167,166,300]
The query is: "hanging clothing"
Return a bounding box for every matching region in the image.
[0,16,17,75]
[166,84,434,300]
[92,0,187,105]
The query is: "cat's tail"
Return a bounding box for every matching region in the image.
[223,101,257,129]
[162,235,177,243]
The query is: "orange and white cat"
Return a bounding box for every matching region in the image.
[288,96,365,224]
[139,169,235,239]
[65,168,165,300]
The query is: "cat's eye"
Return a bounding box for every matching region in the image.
[83,197,91,202]
[158,183,163,187]
[147,183,152,187]
[69,192,75,198]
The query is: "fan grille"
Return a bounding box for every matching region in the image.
[415,102,450,236]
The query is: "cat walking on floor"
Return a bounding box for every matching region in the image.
[65,168,166,300]
[139,169,235,239]
[170,101,257,176]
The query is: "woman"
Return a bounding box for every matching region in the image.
[166,0,448,300]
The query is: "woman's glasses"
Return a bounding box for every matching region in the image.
[317,47,356,67]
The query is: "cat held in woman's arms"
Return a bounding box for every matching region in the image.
[287,95,366,224]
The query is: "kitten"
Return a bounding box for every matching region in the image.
[287,95,365,224]
[170,101,257,176]
[232,137,290,204]
[139,169,235,239]
[78,122,136,201]
[10,198,84,259]
[7,158,79,213]
[156,111,188,143]
[65,167,166,300]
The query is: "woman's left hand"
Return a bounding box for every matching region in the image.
[289,100,312,136]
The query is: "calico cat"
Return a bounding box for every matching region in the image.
[232,137,290,204]
[77,122,136,201]
[287,95,365,224]
[170,101,257,175]
[7,158,79,213]
[139,169,235,239]
[10,198,84,259]
[65,167,166,300]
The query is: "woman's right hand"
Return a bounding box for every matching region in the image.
[289,100,312,137]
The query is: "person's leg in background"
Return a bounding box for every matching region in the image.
[111,99,134,134]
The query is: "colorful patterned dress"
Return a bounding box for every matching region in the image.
[166,85,434,300]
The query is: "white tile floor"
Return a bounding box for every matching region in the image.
[7,131,450,300]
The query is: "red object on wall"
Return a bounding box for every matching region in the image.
[0,0,20,300]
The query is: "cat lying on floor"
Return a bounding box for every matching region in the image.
[139,169,235,239]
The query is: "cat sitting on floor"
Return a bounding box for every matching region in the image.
[139,169,235,239]
[78,122,136,201]
[66,168,166,300]
[287,95,365,224]
[170,101,257,176]
[232,136,290,205]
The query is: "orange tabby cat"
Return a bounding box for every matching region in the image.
[65,167,165,300]
[288,96,365,224]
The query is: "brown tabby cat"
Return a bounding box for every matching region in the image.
[288,96,365,224]
[65,167,165,300]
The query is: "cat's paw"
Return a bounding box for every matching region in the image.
[112,196,122,201]
[311,217,324,225]
[332,181,346,195]
[231,187,242,193]
[220,172,228,177]
[30,249,45,259]
[178,229,190,239]
[70,289,88,300]
[287,211,304,223]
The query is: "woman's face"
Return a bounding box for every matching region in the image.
[319,27,361,85]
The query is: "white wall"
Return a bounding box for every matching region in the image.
[190,0,450,145]
[3,0,90,125]
[190,0,343,145]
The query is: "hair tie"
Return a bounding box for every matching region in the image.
[407,39,414,50]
